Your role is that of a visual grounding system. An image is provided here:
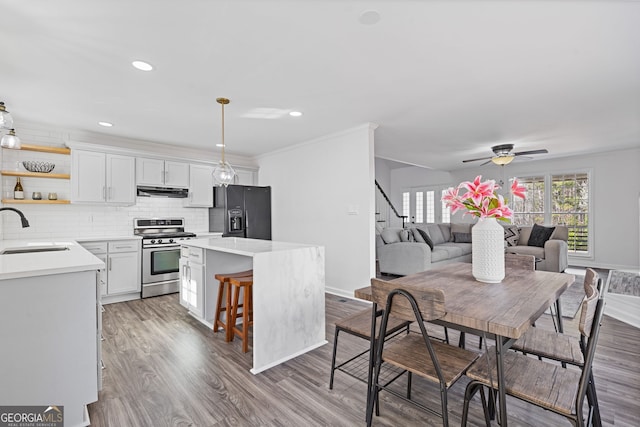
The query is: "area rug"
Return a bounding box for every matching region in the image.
[544,273,586,319]
[557,276,586,319]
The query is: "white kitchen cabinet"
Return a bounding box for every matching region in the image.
[80,240,141,303]
[81,241,108,296]
[107,251,139,294]
[71,150,135,205]
[136,157,189,188]
[0,270,99,427]
[179,245,205,318]
[184,164,214,207]
[234,168,256,186]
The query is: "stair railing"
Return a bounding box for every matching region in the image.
[375,180,407,230]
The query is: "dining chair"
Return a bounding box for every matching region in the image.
[461,279,605,427]
[367,278,479,427]
[329,307,410,390]
[509,267,603,426]
[511,268,599,364]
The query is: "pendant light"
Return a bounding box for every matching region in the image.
[0,129,21,149]
[0,102,14,131]
[212,97,236,186]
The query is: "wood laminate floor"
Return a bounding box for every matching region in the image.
[88,293,640,426]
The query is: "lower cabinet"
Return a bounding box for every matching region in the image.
[81,240,141,304]
[180,246,205,318]
[0,270,99,427]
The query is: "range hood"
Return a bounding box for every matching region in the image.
[137,186,189,198]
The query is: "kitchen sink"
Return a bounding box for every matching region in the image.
[0,245,70,255]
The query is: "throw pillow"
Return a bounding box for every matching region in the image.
[452,232,472,243]
[380,228,401,244]
[504,225,520,247]
[412,228,434,250]
[450,223,472,241]
[399,229,414,242]
[528,224,556,248]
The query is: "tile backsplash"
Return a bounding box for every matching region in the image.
[1,197,210,240]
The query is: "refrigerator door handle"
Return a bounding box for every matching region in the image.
[245,210,249,233]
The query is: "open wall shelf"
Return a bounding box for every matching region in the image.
[16,144,71,155]
[1,199,70,204]
[1,170,70,179]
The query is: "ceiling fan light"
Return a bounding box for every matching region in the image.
[491,155,514,166]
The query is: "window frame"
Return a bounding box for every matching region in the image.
[402,185,452,225]
[510,169,593,259]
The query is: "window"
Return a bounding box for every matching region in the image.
[403,186,451,224]
[552,173,589,253]
[510,172,590,255]
[511,176,545,225]
[441,189,451,223]
[415,192,424,223]
[402,192,410,219]
[425,191,435,223]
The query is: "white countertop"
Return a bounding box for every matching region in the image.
[182,237,320,257]
[73,235,142,243]
[0,240,105,280]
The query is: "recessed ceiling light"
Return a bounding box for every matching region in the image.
[132,60,153,71]
[216,144,225,147]
[359,10,381,25]
[289,111,303,117]
[98,121,113,127]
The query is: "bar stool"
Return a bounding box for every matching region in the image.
[213,269,253,342]
[229,276,254,353]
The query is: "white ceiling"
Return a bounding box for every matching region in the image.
[2,1,639,171]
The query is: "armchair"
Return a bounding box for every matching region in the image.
[505,225,569,273]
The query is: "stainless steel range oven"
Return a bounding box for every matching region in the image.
[135,218,196,298]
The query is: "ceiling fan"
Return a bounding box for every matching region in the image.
[462,144,549,166]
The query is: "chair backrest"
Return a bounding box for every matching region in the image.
[583,267,598,297]
[370,278,445,323]
[505,253,535,270]
[575,284,605,418]
[579,277,599,338]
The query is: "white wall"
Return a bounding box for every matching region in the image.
[0,122,257,239]
[390,148,640,270]
[258,124,376,297]
[388,167,454,222]
[374,158,391,194]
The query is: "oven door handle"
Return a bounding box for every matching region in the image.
[142,244,182,249]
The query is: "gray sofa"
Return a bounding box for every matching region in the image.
[376,223,569,276]
[505,225,568,273]
[376,223,473,276]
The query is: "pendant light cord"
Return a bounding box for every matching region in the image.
[220,101,225,163]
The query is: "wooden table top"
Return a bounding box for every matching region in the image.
[355,262,575,339]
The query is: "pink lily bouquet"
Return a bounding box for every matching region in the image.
[442,175,526,222]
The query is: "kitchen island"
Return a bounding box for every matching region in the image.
[0,240,104,427]
[180,237,326,374]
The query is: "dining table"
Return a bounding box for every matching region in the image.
[355,262,575,426]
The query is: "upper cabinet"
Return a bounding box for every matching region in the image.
[234,168,256,186]
[136,158,189,188]
[184,164,214,207]
[71,150,135,205]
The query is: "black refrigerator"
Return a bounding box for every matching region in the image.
[209,184,272,240]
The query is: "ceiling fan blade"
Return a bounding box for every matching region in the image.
[513,149,549,156]
[480,160,492,166]
[462,155,493,163]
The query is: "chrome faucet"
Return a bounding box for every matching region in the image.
[0,207,30,228]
